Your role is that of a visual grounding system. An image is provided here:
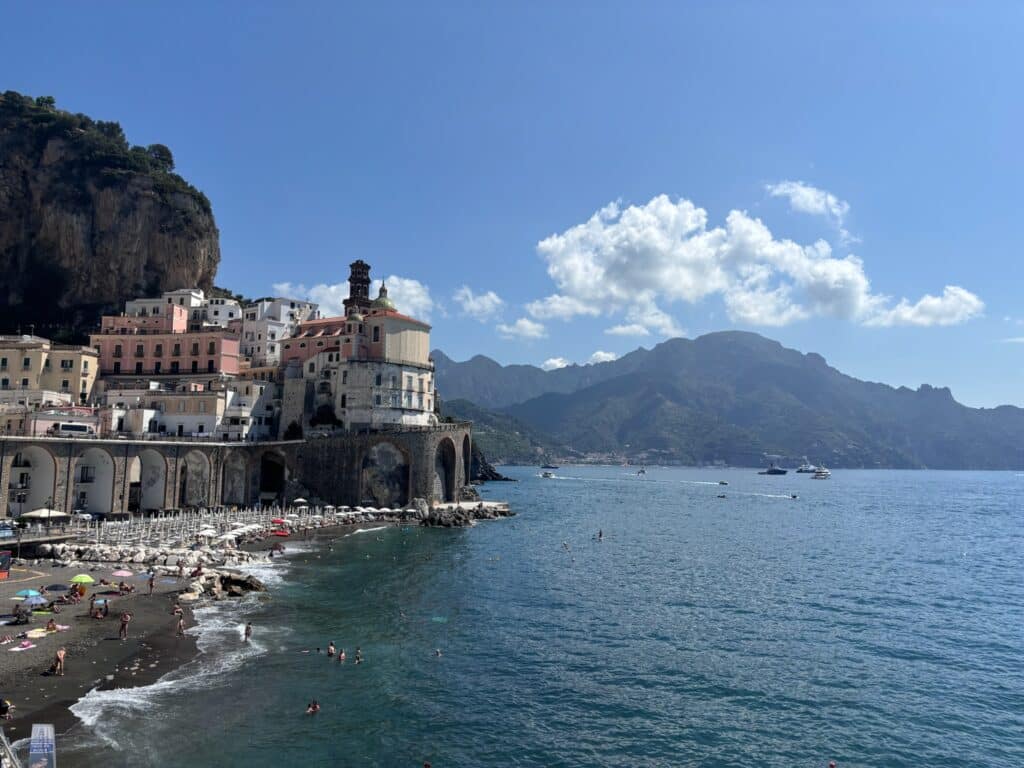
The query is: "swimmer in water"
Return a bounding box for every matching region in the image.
[435,648,442,657]
[338,649,346,663]
[327,642,336,657]
[598,529,603,540]
[355,647,363,664]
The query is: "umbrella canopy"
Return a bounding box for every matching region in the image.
[20,508,69,520]
[70,574,96,585]
[291,498,308,505]
[15,589,41,597]
[111,570,133,577]
[23,595,48,607]
[272,530,290,537]
[270,518,286,524]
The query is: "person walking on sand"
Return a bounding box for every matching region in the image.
[119,610,132,640]
[176,615,186,637]
[148,573,155,596]
[55,647,66,676]
[244,622,253,642]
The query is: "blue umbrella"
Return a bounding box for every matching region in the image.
[15,589,40,597]
[23,595,48,607]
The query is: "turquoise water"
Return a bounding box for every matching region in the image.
[62,467,1023,766]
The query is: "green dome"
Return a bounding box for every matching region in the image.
[372,282,395,310]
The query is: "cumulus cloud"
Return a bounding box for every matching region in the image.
[529,194,982,331]
[865,285,985,327]
[497,317,547,340]
[766,179,856,244]
[453,286,504,321]
[587,350,618,364]
[274,275,436,321]
[605,323,650,337]
[541,357,571,370]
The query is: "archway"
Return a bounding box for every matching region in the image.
[258,452,288,505]
[72,448,115,516]
[462,434,471,488]
[178,450,211,508]
[138,449,167,513]
[433,438,457,503]
[360,441,410,507]
[221,451,249,506]
[7,446,57,517]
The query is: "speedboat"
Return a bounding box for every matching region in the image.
[541,463,559,469]
[541,471,555,479]
[758,463,788,475]
[636,467,647,476]
[718,480,728,485]
[812,466,831,479]
[795,457,817,473]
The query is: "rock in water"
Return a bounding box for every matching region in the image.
[0,91,219,338]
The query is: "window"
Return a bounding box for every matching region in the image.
[60,359,73,369]
[342,370,348,385]
[172,343,181,357]
[178,401,185,412]
[197,423,204,433]
[191,361,199,373]
[390,375,397,388]
[83,360,89,371]
[374,394,381,406]
[207,341,215,354]
[340,394,347,408]
[79,466,95,483]
[191,343,199,356]
[308,362,315,373]
[375,373,382,386]
[113,362,121,374]
[154,344,163,357]
[0,358,6,368]
[20,378,28,388]
[373,326,380,342]
[0,379,7,389]
[113,345,122,359]
[43,358,50,368]
[22,357,30,369]
[170,361,180,374]
[154,360,162,374]
[206,360,214,373]
[199,401,207,413]
[135,362,143,374]
[61,379,69,391]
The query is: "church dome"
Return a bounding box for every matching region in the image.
[372,282,396,310]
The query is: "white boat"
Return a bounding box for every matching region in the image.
[541,471,555,479]
[812,466,831,479]
[796,457,818,473]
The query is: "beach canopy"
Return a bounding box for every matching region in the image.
[291,497,308,505]
[20,508,68,519]
[23,595,48,607]
[111,570,133,577]
[15,589,41,597]
[70,574,95,584]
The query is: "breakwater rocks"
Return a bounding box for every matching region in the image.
[35,541,267,570]
[181,570,266,603]
[420,503,516,528]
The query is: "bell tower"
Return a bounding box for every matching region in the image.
[343,260,372,314]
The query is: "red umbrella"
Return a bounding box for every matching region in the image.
[270,518,286,525]
[272,530,290,537]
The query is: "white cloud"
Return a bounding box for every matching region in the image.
[525,294,600,320]
[530,194,982,332]
[453,286,504,321]
[587,350,618,364]
[541,357,571,370]
[1001,337,1024,344]
[497,317,547,340]
[866,285,985,327]
[765,179,856,244]
[274,275,436,321]
[605,323,651,337]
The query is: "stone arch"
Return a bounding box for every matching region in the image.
[7,445,57,517]
[360,440,410,508]
[462,434,471,488]
[257,450,288,505]
[433,437,457,503]
[136,449,168,513]
[72,447,115,516]
[178,450,211,508]
[221,451,249,506]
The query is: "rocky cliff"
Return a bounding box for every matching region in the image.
[0,91,220,340]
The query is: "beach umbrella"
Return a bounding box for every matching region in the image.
[23,595,47,607]
[20,508,68,520]
[15,589,41,597]
[112,570,133,577]
[70,574,96,585]
[272,530,290,537]
[270,518,286,525]
[291,498,308,505]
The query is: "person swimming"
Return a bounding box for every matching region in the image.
[597,529,603,540]
[338,649,346,663]
[354,647,363,664]
[306,700,320,714]
[327,642,336,657]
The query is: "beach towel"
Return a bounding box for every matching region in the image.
[9,643,35,652]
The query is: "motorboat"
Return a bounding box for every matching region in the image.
[541,463,559,469]
[718,480,728,485]
[541,471,555,479]
[812,466,831,479]
[636,467,647,476]
[795,457,818,473]
[758,463,788,475]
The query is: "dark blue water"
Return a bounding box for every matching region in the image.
[64,467,1023,766]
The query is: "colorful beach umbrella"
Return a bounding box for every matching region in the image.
[111,570,133,577]
[270,517,286,524]
[70,574,95,584]
[23,595,48,607]
[272,530,290,537]
[15,589,41,597]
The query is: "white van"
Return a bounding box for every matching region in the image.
[52,423,96,437]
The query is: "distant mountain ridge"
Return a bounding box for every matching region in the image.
[433,332,1024,469]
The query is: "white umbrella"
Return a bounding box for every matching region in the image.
[291,498,308,505]
[21,508,69,520]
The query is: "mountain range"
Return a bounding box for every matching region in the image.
[434,332,1024,469]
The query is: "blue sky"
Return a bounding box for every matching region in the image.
[2,2,1022,406]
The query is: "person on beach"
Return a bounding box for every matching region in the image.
[244,623,253,642]
[148,574,155,596]
[119,610,132,640]
[327,642,336,657]
[54,647,66,676]
[0,698,15,720]
[176,615,186,637]
[45,618,57,633]
[172,603,183,616]
[177,562,185,579]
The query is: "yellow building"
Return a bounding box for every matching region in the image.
[0,335,99,404]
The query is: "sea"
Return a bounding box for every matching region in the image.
[55,466,1023,767]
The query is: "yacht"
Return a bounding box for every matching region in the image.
[758,463,788,475]
[812,466,831,479]
[795,457,818,473]
[541,463,559,470]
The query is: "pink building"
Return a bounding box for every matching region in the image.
[100,305,188,335]
[90,328,240,377]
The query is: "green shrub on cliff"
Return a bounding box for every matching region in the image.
[0,90,211,215]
